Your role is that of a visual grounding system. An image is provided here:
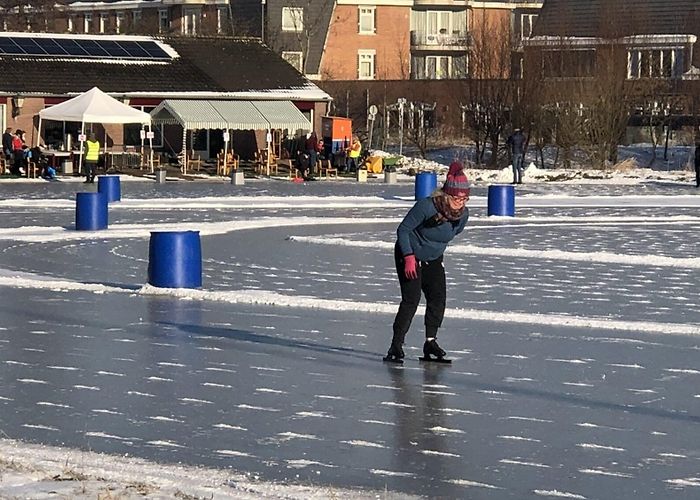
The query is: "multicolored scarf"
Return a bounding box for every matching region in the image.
[432,192,465,222]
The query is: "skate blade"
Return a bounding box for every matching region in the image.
[382,356,404,364]
[419,356,452,364]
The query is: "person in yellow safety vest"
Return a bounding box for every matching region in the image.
[346,136,362,173]
[84,132,100,184]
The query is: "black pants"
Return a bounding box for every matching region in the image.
[85,160,97,182]
[391,244,446,345]
[695,162,699,187]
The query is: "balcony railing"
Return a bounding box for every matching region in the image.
[410,30,470,49]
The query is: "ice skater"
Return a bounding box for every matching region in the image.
[507,128,526,184]
[384,161,471,364]
[694,139,700,188]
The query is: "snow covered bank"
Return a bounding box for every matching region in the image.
[0,439,407,499]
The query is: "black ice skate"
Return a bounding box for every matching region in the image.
[382,343,405,364]
[419,339,451,364]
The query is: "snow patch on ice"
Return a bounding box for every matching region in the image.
[447,479,502,489]
[429,426,465,435]
[576,443,626,452]
[533,489,587,499]
[340,440,386,448]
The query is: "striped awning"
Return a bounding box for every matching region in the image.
[250,100,312,131]
[150,100,229,129]
[150,99,311,132]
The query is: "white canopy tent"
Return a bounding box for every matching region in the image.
[38,86,153,173]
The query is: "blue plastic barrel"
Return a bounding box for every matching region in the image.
[415,171,438,200]
[98,175,121,203]
[148,231,202,288]
[75,192,108,230]
[487,184,515,216]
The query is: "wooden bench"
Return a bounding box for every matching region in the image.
[27,160,40,178]
[319,159,337,179]
[217,152,240,177]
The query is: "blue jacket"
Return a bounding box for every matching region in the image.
[396,196,468,262]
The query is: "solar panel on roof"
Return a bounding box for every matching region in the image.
[99,40,129,58]
[139,41,169,59]
[55,39,89,56]
[0,38,20,54]
[14,38,46,55]
[35,38,69,56]
[76,39,109,57]
[0,35,172,60]
[119,41,149,58]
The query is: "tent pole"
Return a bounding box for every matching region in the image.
[78,121,85,177]
[148,124,154,173]
[181,127,187,175]
[36,117,42,147]
[266,128,271,176]
[140,126,145,169]
[103,129,107,172]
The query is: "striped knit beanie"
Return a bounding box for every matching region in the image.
[443,161,470,197]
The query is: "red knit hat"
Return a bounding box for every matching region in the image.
[443,161,470,197]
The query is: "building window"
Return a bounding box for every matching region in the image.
[627,48,684,79]
[67,15,74,32]
[216,7,227,34]
[358,50,375,80]
[83,13,92,33]
[521,14,537,39]
[115,12,125,33]
[426,55,451,79]
[358,7,375,34]
[133,10,141,29]
[158,10,169,33]
[426,10,451,39]
[99,13,108,33]
[543,49,595,78]
[282,51,303,72]
[182,8,199,35]
[282,7,303,32]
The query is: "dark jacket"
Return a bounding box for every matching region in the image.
[2,132,12,153]
[507,130,526,155]
[305,134,318,152]
[397,196,468,262]
[695,145,700,167]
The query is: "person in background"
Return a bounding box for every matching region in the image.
[346,136,362,173]
[695,138,700,188]
[295,149,311,181]
[42,165,57,180]
[10,129,24,176]
[507,128,527,184]
[84,132,100,183]
[2,127,13,160]
[305,132,319,175]
[383,161,471,363]
[316,137,325,160]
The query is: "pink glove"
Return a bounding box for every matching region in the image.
[403,254,418,280]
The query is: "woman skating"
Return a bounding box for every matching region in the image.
[384,161,471,363]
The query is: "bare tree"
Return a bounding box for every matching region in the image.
[402,101,437,159]
[513,75,556,169]
[460,13,516,167]
[267,0,334,75]
[0,0,61,32]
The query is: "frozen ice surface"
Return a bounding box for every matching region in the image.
[1,175,700,499]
